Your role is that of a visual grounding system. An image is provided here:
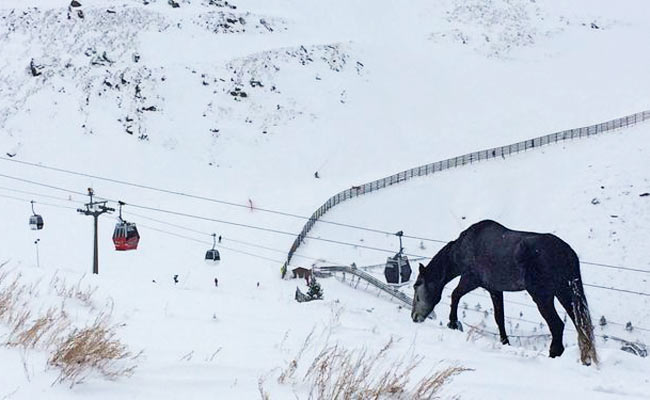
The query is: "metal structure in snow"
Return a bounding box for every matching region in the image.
[77,188,114,274]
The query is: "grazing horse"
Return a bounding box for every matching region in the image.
[411,220,597,365]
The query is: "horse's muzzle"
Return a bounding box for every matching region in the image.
[412,313,425,323]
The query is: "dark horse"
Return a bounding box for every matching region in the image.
[411,220,597,365]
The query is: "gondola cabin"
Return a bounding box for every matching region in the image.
[205,248,220,263]
[205,233,221,263]
[385,230,411,284]
[29,201,44,230]
[113,221,140,251]
[384,253,411,285]
[29,214,44,230]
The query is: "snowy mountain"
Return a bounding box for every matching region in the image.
[0,0,649,398]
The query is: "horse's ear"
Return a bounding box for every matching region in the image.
[419,263,425,273]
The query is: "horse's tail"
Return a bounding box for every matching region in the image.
[569,278,598,366]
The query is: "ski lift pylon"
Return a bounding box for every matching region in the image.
[29,200,44,230]
[384,230,411,284]
[205,233,221,262]
[112,201,139,251]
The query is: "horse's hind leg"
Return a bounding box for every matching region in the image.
[489,290,509,345]
[448,274,479,331]
[555,287,576,327]
[530,293,565,358]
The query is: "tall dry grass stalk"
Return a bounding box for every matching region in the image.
[299,338,470,400]
[0,269,137,388]
[277,327,316,384]
[50,274,97,309]
[0,274,25,321]
[258,377,271,400]
[412,366,470,399]
[7,308,71,350]
[48,313,139,387]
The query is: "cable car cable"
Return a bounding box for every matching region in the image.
[134,222,287,264]
[0,157,447,243]
[580,260,650,274]
[0,193,79,210]
[0,185,85,204]
[0,172,89,197]
[122,210,344,264]
[102,211,323,264]
[1,171,649,276]
[0,173,432,257]
[17,181,643,274]
[123,201,434,259]
[582,283,650,297]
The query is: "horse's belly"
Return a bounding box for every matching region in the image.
[476,264,526,291]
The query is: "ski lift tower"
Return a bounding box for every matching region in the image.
[77,188,114,275]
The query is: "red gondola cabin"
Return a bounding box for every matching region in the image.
[113,221,140,251]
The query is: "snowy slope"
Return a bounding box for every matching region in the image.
[0,0,649,398]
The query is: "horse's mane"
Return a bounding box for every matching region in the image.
[424,240,456,279]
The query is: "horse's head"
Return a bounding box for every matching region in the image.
[411,263,443,323]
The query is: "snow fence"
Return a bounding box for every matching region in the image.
[281,110,650,277]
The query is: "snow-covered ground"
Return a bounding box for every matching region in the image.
[0,0,649,398]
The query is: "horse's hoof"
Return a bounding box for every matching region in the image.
[501,337,510,345]
[447,321,463,332]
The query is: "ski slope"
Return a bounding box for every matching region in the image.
[0,0,649,398]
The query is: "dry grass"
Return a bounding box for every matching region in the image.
[465,323,484,343]
[412,366,470,399]
[0,274,25,321]
[0,268,138,388]
[7,308,70,350]
[258,377,271,400]
[48,313,139,387]
[294,338,470,400]
[278,359,298,385]
[7,308,32,339]
[1,273,71,351]
[277,327,316,384]
[50,274,97,309]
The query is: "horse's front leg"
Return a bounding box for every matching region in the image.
[489,290,509,345]
[448,274,479,331]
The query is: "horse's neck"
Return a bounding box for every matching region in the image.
[429,242,460,284]
[442,262,461,285]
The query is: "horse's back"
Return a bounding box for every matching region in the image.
[456,220,579,291]
[455,220,530,291]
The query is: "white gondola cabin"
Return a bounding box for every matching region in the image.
[29,201,44,230]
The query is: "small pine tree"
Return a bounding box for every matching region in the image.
[307,276,323,300]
